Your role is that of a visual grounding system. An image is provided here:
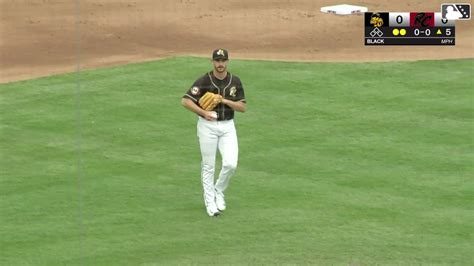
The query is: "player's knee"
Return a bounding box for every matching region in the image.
[223,162,237,172]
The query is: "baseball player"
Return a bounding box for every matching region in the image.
[181,49,246,217]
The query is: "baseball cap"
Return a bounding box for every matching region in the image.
[212,49,229,60]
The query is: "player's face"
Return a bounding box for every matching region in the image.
[213,59,228,73]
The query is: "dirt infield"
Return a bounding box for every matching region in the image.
[1,0,473,83]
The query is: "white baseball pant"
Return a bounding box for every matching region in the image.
[197,117,238,209]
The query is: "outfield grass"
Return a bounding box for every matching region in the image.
[1,57,473,265]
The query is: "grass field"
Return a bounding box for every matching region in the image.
[1,57,473,265]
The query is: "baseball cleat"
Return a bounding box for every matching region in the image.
[207,209,220,217]
[206,205,220,217]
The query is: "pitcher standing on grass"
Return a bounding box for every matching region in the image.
[181,49,247,217]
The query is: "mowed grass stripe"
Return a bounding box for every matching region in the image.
[0,57,472,265]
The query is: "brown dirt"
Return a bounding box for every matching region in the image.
[1,0,473,83]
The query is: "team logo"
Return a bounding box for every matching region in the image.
[217,49,225,56]
[411,12,434,27]
[229,86,237,97]
[191,86,200,95]
[370,13,384,27]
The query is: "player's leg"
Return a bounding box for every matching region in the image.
[215,120,238,211]
[197,118,220,216]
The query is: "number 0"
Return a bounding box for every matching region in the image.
[396,15,403,24]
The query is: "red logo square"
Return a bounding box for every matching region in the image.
[410,12,434,27]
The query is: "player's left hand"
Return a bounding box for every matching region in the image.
[199,92,222,111]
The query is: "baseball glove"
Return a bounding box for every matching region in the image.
[199,92,222,111]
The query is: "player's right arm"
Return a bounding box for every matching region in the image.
[182,79,217,121]
[181,98,217,121]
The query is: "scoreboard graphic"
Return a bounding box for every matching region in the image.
[364,12,456,45]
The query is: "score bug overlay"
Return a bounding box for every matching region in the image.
[364,12,456,45]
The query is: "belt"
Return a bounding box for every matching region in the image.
[199,116,233,122]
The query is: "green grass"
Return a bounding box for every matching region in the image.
[1,57,473,265]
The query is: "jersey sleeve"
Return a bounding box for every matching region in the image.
[235,79,246,103]
[183,79,204,103]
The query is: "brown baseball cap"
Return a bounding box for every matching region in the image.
[212,48,229,60]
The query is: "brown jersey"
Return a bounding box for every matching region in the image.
[183,71,246,121]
